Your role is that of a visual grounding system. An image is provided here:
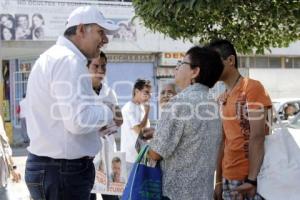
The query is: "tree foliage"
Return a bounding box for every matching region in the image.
[132,0,300,54]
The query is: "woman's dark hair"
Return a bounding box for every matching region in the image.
[186,46,224,88]
[205,39,238,69]
[1,26,15,40]
[133,78,151,97]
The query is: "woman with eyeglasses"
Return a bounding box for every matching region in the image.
[147,46,224,200]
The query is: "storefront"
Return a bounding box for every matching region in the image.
[0,0,140,144]
[156,52,183,90]
[1,51,158,144]
[105,53,158,119]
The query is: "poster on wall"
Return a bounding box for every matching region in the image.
[2,100,10,122]
[0,0,136,41]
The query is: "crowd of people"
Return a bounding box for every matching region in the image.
[0,5,274,200]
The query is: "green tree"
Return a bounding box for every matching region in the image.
[132,0,300,54]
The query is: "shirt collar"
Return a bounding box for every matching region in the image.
[182,83,209,93]
[56,36,87,62]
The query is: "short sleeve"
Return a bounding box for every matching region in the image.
[150,101,185,159]
[246,80,272,110]
[124,104,141,129]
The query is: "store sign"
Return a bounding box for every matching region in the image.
[159,52,185,66]
[107,53,155,63]
[0,0,135,41]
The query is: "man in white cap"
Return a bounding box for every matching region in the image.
[24,6,120,200]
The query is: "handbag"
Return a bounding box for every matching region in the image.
[257,109,300,200]
[122,145,162,200]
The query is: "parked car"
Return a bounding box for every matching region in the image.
[286,112,300,147]
[272,98,300,121]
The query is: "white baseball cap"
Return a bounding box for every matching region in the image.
[65,6,119,32]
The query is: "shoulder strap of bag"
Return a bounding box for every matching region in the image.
[135,145,149,164]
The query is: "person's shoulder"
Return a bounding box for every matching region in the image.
[45,44,75,60]
[121,101,133,111]
[43,37,77,61]
[243,78,266,92]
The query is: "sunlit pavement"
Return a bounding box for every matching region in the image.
[0,147,30,200]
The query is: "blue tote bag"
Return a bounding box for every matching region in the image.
[122,145,162,200]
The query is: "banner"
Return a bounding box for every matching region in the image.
[0,0,135,41]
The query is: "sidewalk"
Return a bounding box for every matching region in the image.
[0,147,30,200]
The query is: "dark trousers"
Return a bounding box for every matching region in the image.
[90,193,119,200]
[25,153,95,200]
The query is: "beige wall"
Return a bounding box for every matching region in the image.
[249,69,300,99]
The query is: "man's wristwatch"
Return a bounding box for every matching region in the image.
[245,178,257,186]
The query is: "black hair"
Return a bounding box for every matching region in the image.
[99,51,107,73]
[205,39,238,69]
[86,51,107,71]
[186,46,224,88]
[133,78,151,97]
[64,25,77,37]
[100,51,107,63]
[64,23,95,37]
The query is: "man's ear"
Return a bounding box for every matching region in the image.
[227,55,236,68]
[76,24,85,37]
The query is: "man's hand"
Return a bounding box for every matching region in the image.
[231,182,256,200]
[11,169,21,183]
[99,124,118,137]
[103,102,123,127]
[142,127,155,140]
[213,183,223,200]
[112,105,123,127]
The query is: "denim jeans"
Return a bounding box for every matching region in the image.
[25,153,95,200]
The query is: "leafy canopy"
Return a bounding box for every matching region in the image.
[132,0,300,54]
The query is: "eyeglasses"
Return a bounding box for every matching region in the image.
[176,60,192,68]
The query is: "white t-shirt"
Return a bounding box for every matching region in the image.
[98,83,118,105]
[121,101,150,163]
